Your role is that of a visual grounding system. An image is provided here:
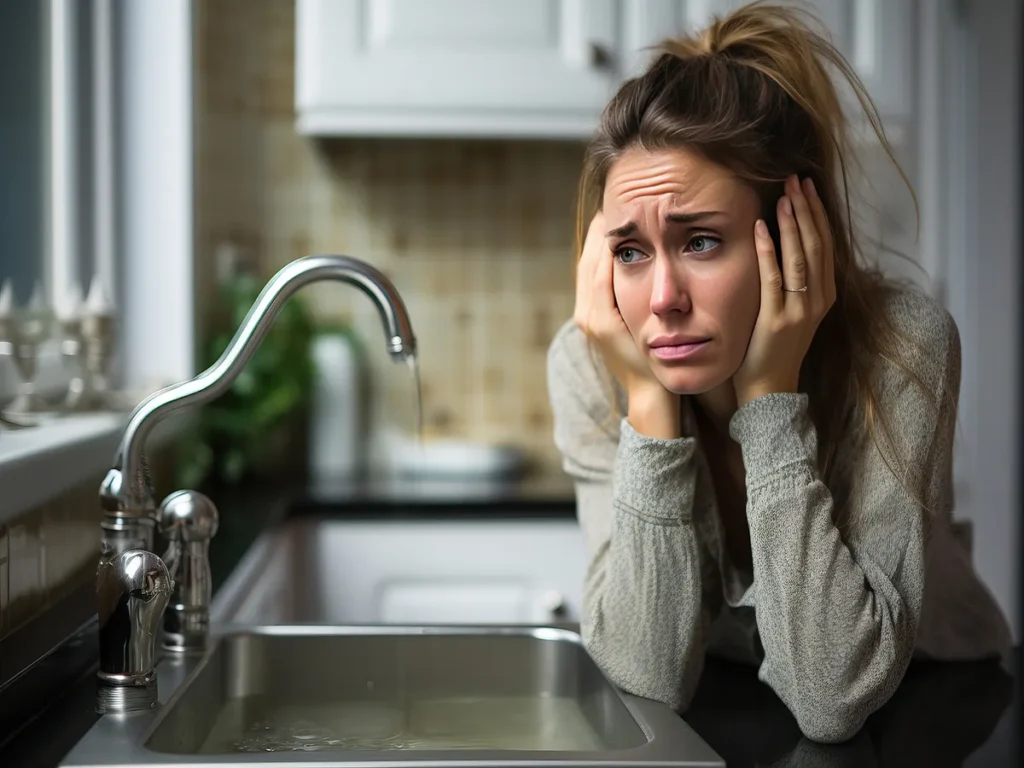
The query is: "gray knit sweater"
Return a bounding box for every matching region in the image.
[546,288,1012,744]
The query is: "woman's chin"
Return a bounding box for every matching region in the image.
[652,366,730,397]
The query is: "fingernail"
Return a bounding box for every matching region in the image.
[780,196,792,216]
[804,177,816,196]
[755,219,769,238]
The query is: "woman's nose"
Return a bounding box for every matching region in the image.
[650,258,690,315]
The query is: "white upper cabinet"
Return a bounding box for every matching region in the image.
[295,0,619,138]
[295,0,914,139]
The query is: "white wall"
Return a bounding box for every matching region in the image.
[947,0,1022,639]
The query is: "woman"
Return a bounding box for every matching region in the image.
[546,1,1012,744]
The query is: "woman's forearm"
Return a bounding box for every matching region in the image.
[580,419,720,712]
[732,392,923,743]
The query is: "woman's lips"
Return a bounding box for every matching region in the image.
[650,340,709,361]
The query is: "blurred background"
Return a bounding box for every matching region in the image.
[0,0,1020,705]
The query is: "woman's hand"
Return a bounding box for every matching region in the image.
[574,211,654,392]
[732,175,837,407]
[574,212,679,437]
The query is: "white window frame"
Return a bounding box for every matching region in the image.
[0,0,194,526]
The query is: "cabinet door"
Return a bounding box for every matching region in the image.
[621,0,912,128]
[376,579,578,624]
[296,0,619,138]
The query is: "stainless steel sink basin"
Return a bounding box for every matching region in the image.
[61,626,725,766]
[152,628,642,754]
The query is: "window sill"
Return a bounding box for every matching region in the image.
[0,410,187,527]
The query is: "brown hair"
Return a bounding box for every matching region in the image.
[576,1,936,511]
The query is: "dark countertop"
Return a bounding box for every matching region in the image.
[1,471,1020,767]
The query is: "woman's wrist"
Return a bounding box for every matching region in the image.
[626,382,681,439]
[734,377,799,408]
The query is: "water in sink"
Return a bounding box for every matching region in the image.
[199,693,604,753]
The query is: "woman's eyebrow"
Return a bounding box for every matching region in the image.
[605,222,638,238]
[605,211,724,238]
[666,211,724,224]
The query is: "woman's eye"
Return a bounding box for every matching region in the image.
[615,248,646,265]
[688,235,721,255]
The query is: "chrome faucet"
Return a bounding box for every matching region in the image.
[95,254,417,713]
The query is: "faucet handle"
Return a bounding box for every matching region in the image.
[158,488,219,543]
[158,490,219,653]
[96,549,172,713]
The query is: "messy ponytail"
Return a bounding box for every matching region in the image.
[576,1,935,519]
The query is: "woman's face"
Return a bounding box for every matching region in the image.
[602,147,762,396]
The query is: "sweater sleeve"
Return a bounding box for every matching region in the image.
[546,321,722,711]
[727,308,962,744]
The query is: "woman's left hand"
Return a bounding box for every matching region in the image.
[732,174,837,407]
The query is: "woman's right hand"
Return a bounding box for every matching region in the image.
[577,211,679,438]
[573,213,679,438]
[573,212,651,390]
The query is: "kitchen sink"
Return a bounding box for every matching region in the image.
[59,506,725,766]
[152,628,641,755]
[60,626,725,766]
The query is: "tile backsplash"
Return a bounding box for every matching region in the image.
[0,481,115,691]
[194,0,582,468]
[0,477,101,647]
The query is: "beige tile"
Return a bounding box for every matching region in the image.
[42,492,98,602]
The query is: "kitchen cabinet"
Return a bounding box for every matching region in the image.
[225,518,588,625]
[325,519,588,624]
[296,0,916,140]
[295,0,620,138]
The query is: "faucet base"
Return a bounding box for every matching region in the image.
[96,673,158,715]
[162,610,212,654]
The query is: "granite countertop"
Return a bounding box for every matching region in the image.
[0,472,1019,767]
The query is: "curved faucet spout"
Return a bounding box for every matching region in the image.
[100,254,416,519]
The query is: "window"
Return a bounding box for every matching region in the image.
[1,0,193,416]
[0,0,46,309]
[1,0,193,524]
[0,0,116,409]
